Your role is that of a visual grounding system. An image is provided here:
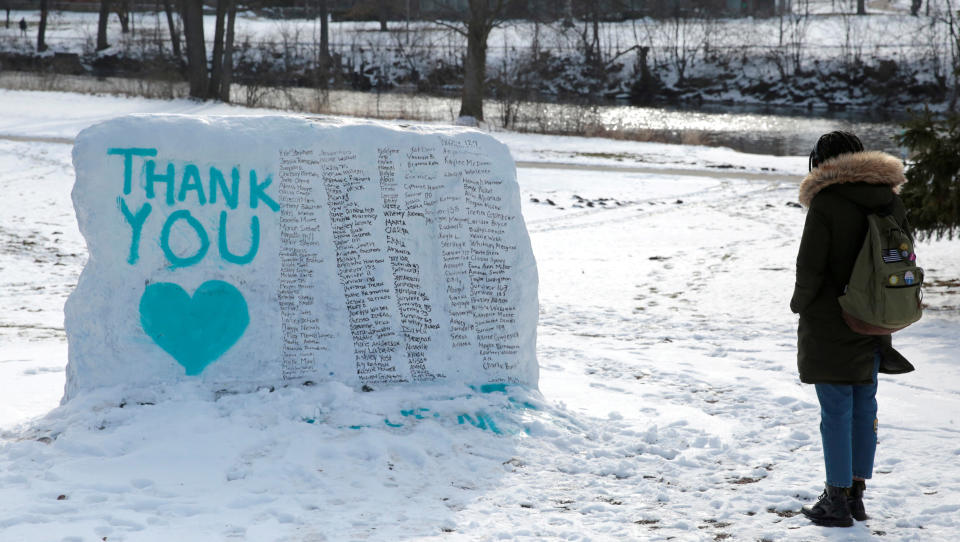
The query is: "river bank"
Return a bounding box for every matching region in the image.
[0,70,907,157]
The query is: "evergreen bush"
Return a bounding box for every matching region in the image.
[895,109,960,240]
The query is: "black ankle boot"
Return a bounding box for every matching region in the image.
[848,480,868,521]
[801,485,853,527]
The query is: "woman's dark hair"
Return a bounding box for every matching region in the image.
[808,131,864,171]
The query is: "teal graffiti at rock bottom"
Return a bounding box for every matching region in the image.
[303,386,540,435]
[139,280,249,376]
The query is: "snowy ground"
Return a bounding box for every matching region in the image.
[1,90,959,541]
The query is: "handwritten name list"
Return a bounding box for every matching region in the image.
[276,134,528,386]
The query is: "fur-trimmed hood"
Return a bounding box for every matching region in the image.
[798,150,906,207]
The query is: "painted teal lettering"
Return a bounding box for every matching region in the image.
[160,209,209,268]
[208,166,239,209]
[249,170,280,212]
[107,147,156,195]
[178,164,207,205]
[117,197,152,265]
[146,160,176,205]
[218,211,260,265]
[457,412,502,434]
[478,383,509,394]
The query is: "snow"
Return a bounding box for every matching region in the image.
[2,89,960,541]
[65,114,538,397]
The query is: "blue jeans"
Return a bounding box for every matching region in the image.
[814,352,881,488]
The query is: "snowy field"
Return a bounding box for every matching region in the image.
[1,89,960,541]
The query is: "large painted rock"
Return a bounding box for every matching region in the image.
[63,116,539,401]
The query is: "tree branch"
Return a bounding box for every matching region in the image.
[605,44,642,67]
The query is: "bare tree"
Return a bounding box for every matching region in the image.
[97,0,111,51]
[435,0,512,122]
[661,6,708,85]
[116,0,131,33]
[585,2,602,80]
[945,0,960,108]
[920,3,948,89]
[461,0,506,120]
[378,0,389,31]
[220,0,237,101]
[840,9,863,68]
[555,1,641,94]
[180,0,208,98]
[162,0,182,60]
[191,0,239,101]
[209,0,228,97]
[319,0,330,68]
[628,16,658,90]
[911,0,923,16]
[37,0,48,52]
[773,0,811,78]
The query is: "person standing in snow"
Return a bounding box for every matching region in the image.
[790,131,915,527]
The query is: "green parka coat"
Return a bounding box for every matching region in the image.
[790,151,916,385]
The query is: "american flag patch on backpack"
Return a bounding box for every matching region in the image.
[881,249,903,263]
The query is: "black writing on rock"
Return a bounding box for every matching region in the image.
[379,146,441,382]
[442,137,521,381]
[278,148,334,380]
[277,135,524,387]
[321,149,408,385]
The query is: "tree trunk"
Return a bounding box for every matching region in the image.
[209,0,228,98]
[37,0,48,52]
[220,0,236,102]
[952,8,960,111]
[459,0,493,121]
[116,0,131,33]
[639,46,650,83]
[97,0,111,51]
[591,3,602,79]
[378,0,388,31]
[180,0,208,99]
[319,0,330,67]
[162,0,181,61]
[856,0,865,14]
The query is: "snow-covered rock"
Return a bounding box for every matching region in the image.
[64,115,538,401]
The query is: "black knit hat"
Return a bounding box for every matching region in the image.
[808,130,864,171]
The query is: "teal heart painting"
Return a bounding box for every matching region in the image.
[139,280,250,376]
